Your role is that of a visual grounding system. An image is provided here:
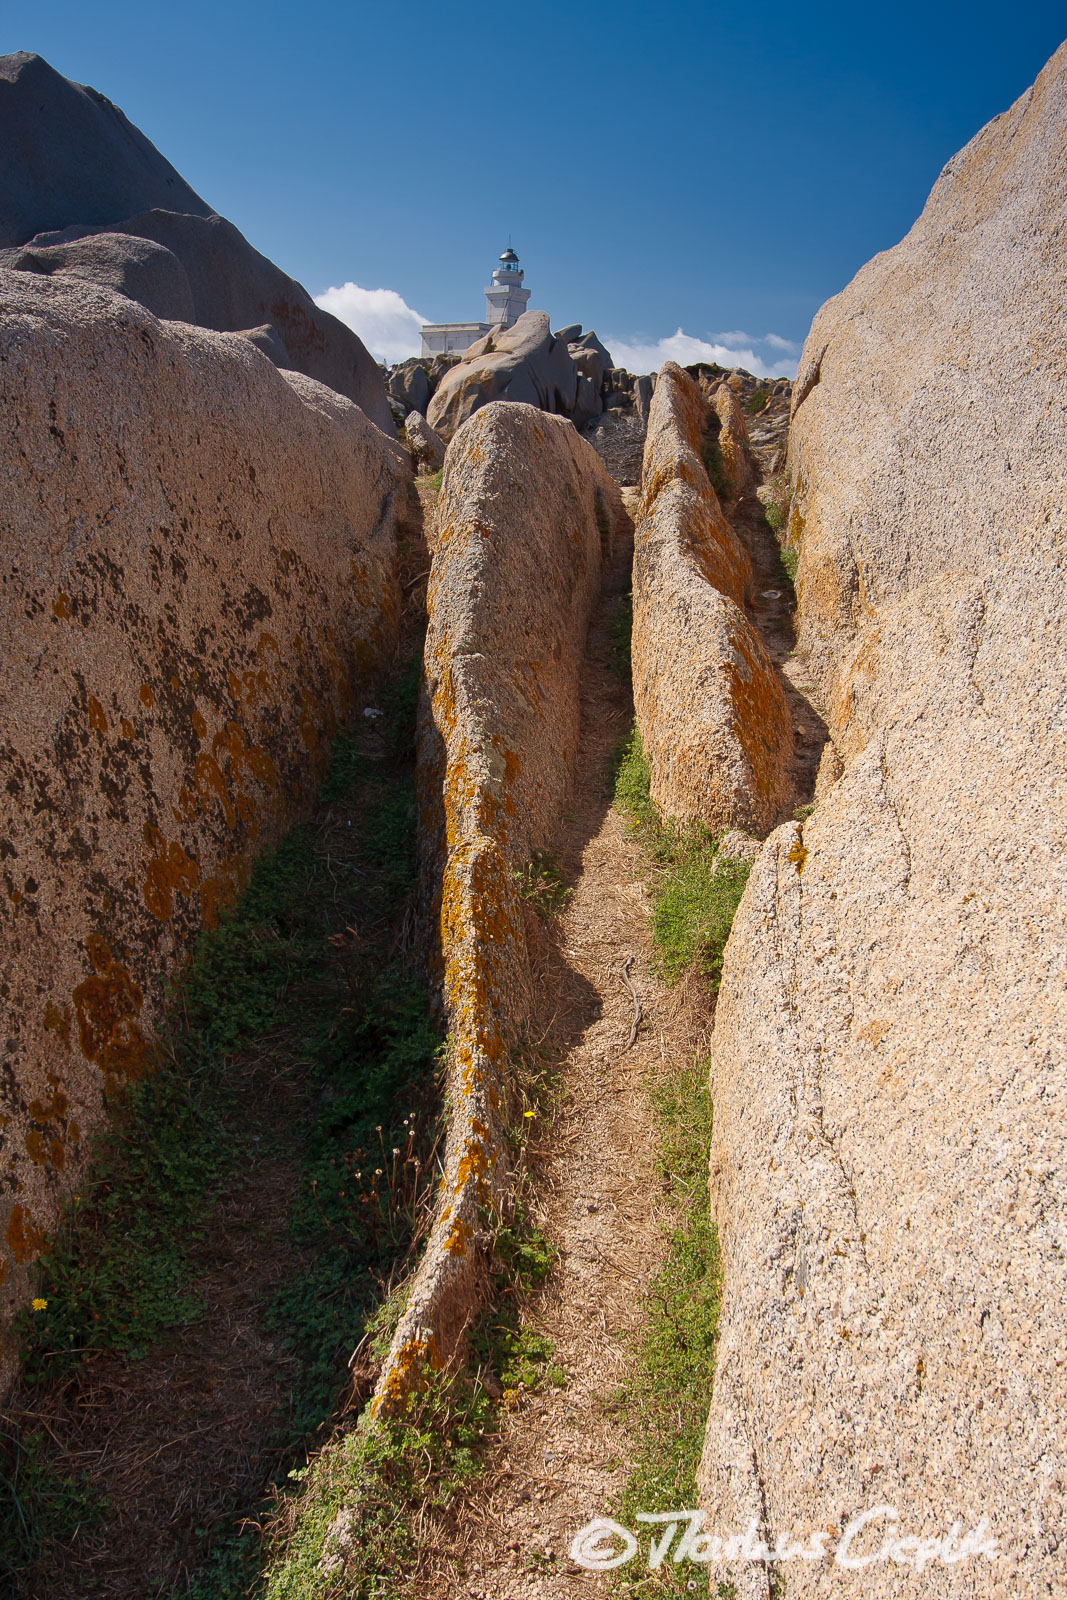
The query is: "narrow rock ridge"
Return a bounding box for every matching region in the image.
[369,403,630,1419]
[631,361,794,835]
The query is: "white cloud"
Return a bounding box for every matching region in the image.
[605,328,799,380]
[764,332,801,353]
[314,282,428,364]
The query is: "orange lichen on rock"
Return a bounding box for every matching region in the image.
[632,362,793,834]
[0,268,408,1350]
[371,402,629,1420]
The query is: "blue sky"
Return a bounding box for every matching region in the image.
[5,2,1065,374]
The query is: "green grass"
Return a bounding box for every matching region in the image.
[513,849,571,919]
[700,429,730,502]
[0,1428,107,1589]
[609,589,633,680]
[612,725,752,988]
[8,645,445,1598]
[614,1050,721,1596]
[263,1209,564,1599]
[744,387,770,416]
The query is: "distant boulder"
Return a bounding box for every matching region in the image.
[0,52,392,430]
[427,311,619,441]
[404,409,446,475]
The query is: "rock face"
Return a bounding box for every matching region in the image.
[371,403,626,1413]
[710,379,756,498]
[632,362,793,834]
[0,271,407,1367]
[425,311,620,441]
[0,52,392,430]
[699,43,1067,1596]
[403,409,446,475]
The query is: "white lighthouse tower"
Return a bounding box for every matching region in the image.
[420,246,533,359]
[484,246,531,328]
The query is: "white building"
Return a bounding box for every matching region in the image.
[420,247,532,359]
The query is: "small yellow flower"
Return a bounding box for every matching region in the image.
[31,1298,48,1312]
[523,1111,535,1119]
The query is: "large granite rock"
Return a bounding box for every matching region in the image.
[0,52,392,430]
[0,270,407,1375]
[426,312,619,441]
[699,42,1067,1596]
[632,362,792,834]
[403,408,446,475]
[711,379,756,499]
[370,403,627,1417]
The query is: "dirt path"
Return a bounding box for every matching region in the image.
[417,509,706,1598]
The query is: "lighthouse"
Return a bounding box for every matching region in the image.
[420,246,533,359]
[484,247,532,328]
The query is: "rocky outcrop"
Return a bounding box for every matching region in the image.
[425,312,621,441]
[699,42,1067,1595]
[0,271,407,1368]
[0,52,392,430]
[371,403,626,1413]
[403,409,446,475]
[632,362,793,834]
[710,380,756,498]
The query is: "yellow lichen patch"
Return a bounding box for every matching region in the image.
[72,935,149,1086]
[142,826,200,921]
[87,695,108,734]
[445,1215,473,1256]
[139,684,154,708]
[194,750,237,829]
[28,1082,68,1123]
[725,626,791,809]
[5,1202,45,1266]
[372,1331,444,1416]
[191,708,208,739]
[42,1002,71,1046]
[120,717,135,741]
[787,837,809,874]
[213,721,278,793]
[52,593,72,619]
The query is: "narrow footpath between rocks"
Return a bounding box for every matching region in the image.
[414,500,708,1599]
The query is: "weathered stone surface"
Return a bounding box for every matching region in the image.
[0,271,407,1374]
[428,311,580,440]
[711,379,756,498]
[632,363,793,835]
[699,43,1067,1596]
[372,403,627,1414]
[388,360,431,416]
[404,408,446,475]
[426,313,617,441]
[0,230,197,322]
[0,53,392,430]
[0,52,208,246]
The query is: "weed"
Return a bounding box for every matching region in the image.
[609,589,633,679]
[0,1426,106,1586]
[700,428,730,502]
[262,1208,562,1598]
[513,850,571,919]
[793,802,815,823]
[744,388,770,416]
[651,845,751,987]
[612,725,751,988]
[614,1050,721,1595]
[11,636,443,1597]
[763,472,791,535]
[423,468,444,493]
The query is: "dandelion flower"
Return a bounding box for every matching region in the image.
[31,1298,47,1312]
